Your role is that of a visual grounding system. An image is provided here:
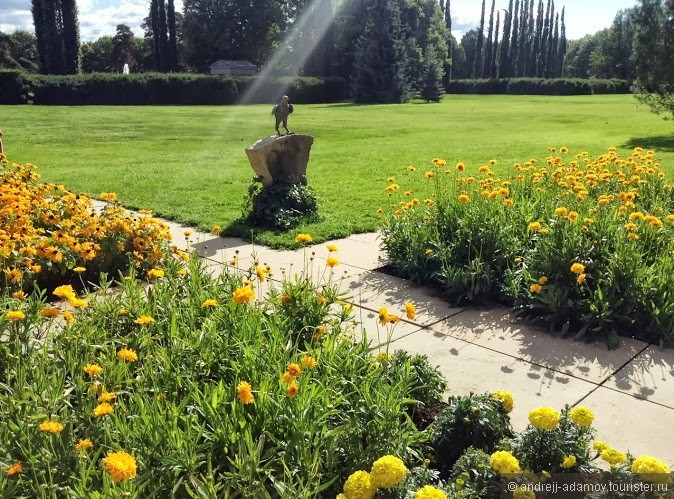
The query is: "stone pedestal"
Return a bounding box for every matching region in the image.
[245,134,314,187]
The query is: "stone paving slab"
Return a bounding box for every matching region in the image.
[307,236,388,271]
[427,307,649,385]
[578,387,674,467]
[601,345,674,409]
[387,330,600,432]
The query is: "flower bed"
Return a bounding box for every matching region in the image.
[380,148,674,346]
[0,156,171,294]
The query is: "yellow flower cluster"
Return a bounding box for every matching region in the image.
[569,406,594,427]
[102,450,137,483]
[0,160,171,293]
[630,455,672,484]
[370,455,407,488]
[528,406,560,430]
[414,485,448,499]
[490,451,521,475]
[491,390,514,413]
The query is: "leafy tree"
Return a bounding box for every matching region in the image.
[633,0,674,119]
[420,56,444,101]
[0,31,39,72]
[458,28,479,78]
[112,25,136,71]
[81,37,115,73]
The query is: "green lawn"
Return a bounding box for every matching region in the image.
[2,95,674,246]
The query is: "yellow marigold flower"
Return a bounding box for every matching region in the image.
[39,420,64,434]
[624,223,638,231]
[561,455,576,469]
[570,263,585,274]
[280,294,292,306]
[538,276,548,284]
[387,314,400,323]
[326,256,339,268]
[528,221,542,231]
[560,146,569,153]
[100,192,117,201]
[39,307,60,318]
[405,302,416,320]
[316,295,328,304]
[513,486,535,499]
[414,485,447,499]
[232,286,255,304]
[282,371,293,383]
[6,310,25,321]
[387,176,395,182]
[63,311,74,326]
[326,243,338,252]
[5,461,22,476]
[98,392,116,403]
[68,296,89,308]
[201,299,218,308]
[593,440,609,453]
[667,215,674,223]
[406,165,416,171]
[287,363,302,377]
[294,233,312,244]
[177,268,187,276]
[301,355,317,369]
[211,225,221,235]
[376,208,384,215]
[456,162,465,172]
[567,211,579,222]
[183,230,192,237]
[117,347,138,362]
[103,450,137,483]
[528,407,560,430]
[490,450,521,475]
[577,273,587,284]
[287,381,299,398]
[379,307,389,325]
[569,406,594,427]
[83,363,103,376]
[504,198,514,206]
[255,266,266,282]
[73,266,86,273]
[479,165,491,174]
[146,268,164,280]
[425,171,435,179]
[93,402,114,418]
[629,211,645,220]
[53,284,76,299]
[514,257,523,263]
[236,381,254,404]
[343,470,377,499]
[458,194,470,203]
[601,448,627,465]
[530,283,542,294]
[134,315,154,326]
[627,232,639,241]
[424,249,433,255]
[375,352,392,364]
[11,290,26,301]
[492,390,514,413]
[370,455,407,488]
[631,455,672,484]
[75,438,93,451]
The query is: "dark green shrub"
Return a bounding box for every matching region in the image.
[381,350,448,407]
[431,393,513,475]
[244,177,319,230]
[449,447,499,499]
[447,79,509,94]
[0,70,29,104]
[507,78,593,95]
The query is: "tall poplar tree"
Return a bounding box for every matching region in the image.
[473,0,486,77]
[517,0,528,76]
[532,0,544,76]
[61,0,80,74]
[556,6,566,77]
[509,0,520,77]
[167,0,178,70]
[490,10,500,78]
[499,0,513,76]
[483,0,496,78]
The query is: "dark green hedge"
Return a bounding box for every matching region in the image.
[0,72,349,105]
[447,78,630,95]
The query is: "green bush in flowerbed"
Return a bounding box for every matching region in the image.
[0,250,439,497]
[333,395,674,499]
[380,148,674,346]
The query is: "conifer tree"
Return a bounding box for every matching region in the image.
[499,0,513,76]
[556,6,566,76]
[157,0,169,71]
[167,0,178,70]
[517,0,528,76]
[483,0,496,78]
[545,1,556,77]
[509,0,520,77]
[490,10,500,78]
[539,0,551,77]
[532,0,544,76]
[473,0,486,77]
[61,0,80,74]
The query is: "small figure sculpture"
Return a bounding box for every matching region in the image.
[122,63,130,75]
[272,95,293,135]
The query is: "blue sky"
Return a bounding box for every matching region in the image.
[1,0,638,42]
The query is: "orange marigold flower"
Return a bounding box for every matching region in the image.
[75,438,93,451]
[63,310,74,326]
[102,450,137,483]
[294,233,312,244]
[577,273,587,285]
[93,402,114,418]
[405,302,416,320]
[326,256,339,268]
[98,392,117,403]
[146,268,165,280]
[570,263,585,274]
[287,381,299,398]
[117,347,138,362]
[39,307,60,318]
[83,363,103,376]
[282,371,293,383]
[233,286,255,304]
[316,295,328,304]
[236,381,254,404]
[301,355,318,369]
[53,284,76,300]
[280,294,292,305]
[39,420,64,434]
[458,194,470,203]
[6,310,25,321]
[287,363,302,377]
[211,225,221,235]
[530,283,543,294]
[201,299,218,308]
[134,315,154,326]
[5,461,22,476]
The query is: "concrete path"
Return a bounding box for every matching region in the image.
[161,218,674,466]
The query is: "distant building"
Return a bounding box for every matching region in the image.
[209,60,258,76]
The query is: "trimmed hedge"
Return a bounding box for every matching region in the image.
[0,72,349,105]
[447,77,630,96]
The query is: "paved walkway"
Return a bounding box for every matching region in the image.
[162,218,674,466]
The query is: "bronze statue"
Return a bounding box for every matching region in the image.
[272,95,293,135]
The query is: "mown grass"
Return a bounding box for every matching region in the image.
[2,95,674,247]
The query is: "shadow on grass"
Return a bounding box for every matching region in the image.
[625,134,674,153]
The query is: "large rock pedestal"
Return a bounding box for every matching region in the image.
[245,134,314,187]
